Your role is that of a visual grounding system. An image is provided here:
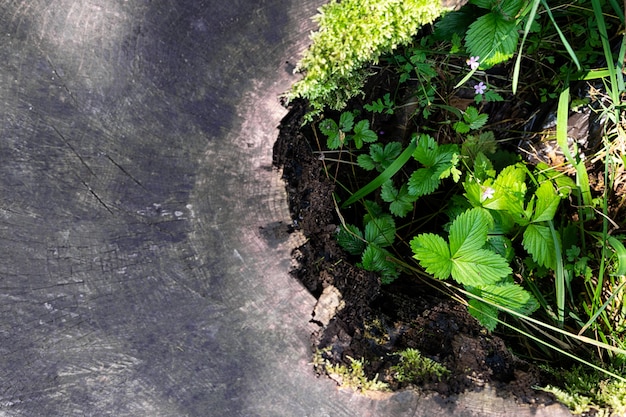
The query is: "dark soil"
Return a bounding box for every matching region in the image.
[272,100,556,404]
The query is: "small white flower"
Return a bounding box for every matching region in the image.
[466,56,480,70]
[481,186,495,202]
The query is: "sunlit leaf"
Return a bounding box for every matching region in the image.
[523,223,557,269]
[451,249,511,286]
[449,207,492,256]
[532,181,560,222]
[411,234,452,280]
[465,12,519,68]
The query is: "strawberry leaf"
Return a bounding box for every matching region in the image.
[411,233,452,280]
[450,248,511,286]
[522,223,558,269]
[413,134,438,166]
[364,214,396,248]
[339,111,354,132]
[351,119,378,149]
[361,245,399,284]
[381,181,416,218]
[408,167,440,197]
[465,12,519,68]
[337,224,366,255]
[468,298,499,331]
[449,207,492,256]
[479,283,540,316]
[532,181,560,223]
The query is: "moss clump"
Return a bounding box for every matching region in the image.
[390,348,449,384]
[313,348,389,392]
[539,364,626,415]
[288,0,447,120]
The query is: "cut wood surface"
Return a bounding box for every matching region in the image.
[0,1,571,416]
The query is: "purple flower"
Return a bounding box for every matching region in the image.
[474,82,486,95]
[466,56,480,70]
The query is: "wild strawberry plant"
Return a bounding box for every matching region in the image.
[289,0,626,412]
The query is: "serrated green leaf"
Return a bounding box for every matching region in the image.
[364,98,384,113]
[435,144,460,168]
[463,106,489,130]
[490,208,516,234]
[470,0,496,9]
[434,9,478,40]
[483,165,527,217]
[438,153,462,183]
[468,299,499,331]
[342,139,417,208]
[375,142,402,171]
[464,106,480,121]
[532,181,560,222]
[479,283,540,315]
[319,118,338,137]
[486,234,514,262]
[535,162,575,198]
[327,130,345,149]
[411,234,452,280]
[408,167,440,197]
[357,142,402,172]
[365,214,396,248]
[363,200,384,224]
[466,280,539,331]
[451,248,511,286]
[337,224,366,255]
[462,131,497,160]
[357,154,377,171]
[463,178,484,207]
[473,152,496,180]
[495,0,525,20]
[380,180,398,203]
[465,12,519,68]
[413,134,438,166]
[381,181,416,218]
[339,111,354,131]
[522,223,557,269]
[351,119,378,149]
[449,208,492,256]
[453,121,470,134]
[483,89,504,102]
[361,245,399,284]
[319,118,344,149]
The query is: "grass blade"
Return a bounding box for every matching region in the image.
[549,221,566,328]
[579,280,626,335]
[540,0,582,71]
[342,138,417,208]
[556,87,594,220]
[512,0,541,94]
[456,284,626,357]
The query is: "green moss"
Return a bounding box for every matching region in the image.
[313,348,389,392]
[288,0,448,120]
[539,364,626,415]
[390,348,449,384]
